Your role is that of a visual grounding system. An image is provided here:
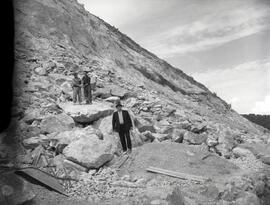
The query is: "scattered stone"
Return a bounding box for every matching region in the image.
[183,131,207,145]
[23,134,49,149]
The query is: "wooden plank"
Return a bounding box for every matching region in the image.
[146,166,207,182]
[16,167,68,196]
[118,155,129,168]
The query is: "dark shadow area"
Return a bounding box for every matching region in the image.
[0,0,14,132]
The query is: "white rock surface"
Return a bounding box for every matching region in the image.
[58,102,114,123]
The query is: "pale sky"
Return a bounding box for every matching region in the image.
[78,0,270,114]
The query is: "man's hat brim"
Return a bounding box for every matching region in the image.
[116,103,123,107]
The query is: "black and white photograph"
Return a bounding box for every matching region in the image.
[1,0,270,204]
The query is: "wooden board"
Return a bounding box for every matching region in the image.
[146,166,207,182]
[16,167,68,196]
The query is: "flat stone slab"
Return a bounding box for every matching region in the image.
[58,102,114,123]
[126,142,240,179]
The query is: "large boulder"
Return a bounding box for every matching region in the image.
[63,136,113,168]
[39,113,75,134]
[58,102,114,123]
[53,126,102,145]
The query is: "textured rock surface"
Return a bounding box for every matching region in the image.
[63,136,113,168]
[58,102,114,123]
[40,113,75,133]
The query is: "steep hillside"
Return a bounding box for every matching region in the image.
[3,0,270,204]
[14,0,267,136]
[242,114,270,131]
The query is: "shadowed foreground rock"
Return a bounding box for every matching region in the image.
[0,172,36,205]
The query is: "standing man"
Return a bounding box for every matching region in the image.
[82,71,92,104]
[112,102,133,154]
[72,72,82,105]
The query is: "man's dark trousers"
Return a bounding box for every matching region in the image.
[118,125,132,151]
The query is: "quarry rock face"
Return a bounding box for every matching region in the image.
[7,0,270,204]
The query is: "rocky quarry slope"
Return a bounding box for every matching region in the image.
[1,0,270,204]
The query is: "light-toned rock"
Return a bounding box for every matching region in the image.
[23,134,49,149]
[105,96,120,103]
[152,133,170,142]
[234,192,260,205]
[40,113,75,133]
[63,136,113,168]
[53,126,100,145]
[58,102,114,123]
[23,108,42,124]
[232,147,253,158]
[60,81,73,95]
[35,67,47,76]
[183,131,207,145]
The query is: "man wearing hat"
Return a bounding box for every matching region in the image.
[71,72,82,105]
[112,102,133,154]
[82,71,92,104]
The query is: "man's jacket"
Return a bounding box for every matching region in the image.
[112,110,133,132]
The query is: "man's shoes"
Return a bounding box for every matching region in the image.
[127,149,132,154]
[123,151,127,155]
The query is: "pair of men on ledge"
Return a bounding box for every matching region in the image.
[112,101,133,154]
[72,71,92,105]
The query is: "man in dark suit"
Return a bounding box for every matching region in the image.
[112,102,133,154]
[82,71,92,104]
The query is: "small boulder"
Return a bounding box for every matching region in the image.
[232,147,253,158]
[34,67,47,76]
[40,113,75,134]
[171,129,185,143]
[260,155,270,165]
[184,131,207,145]
[60,81,73,96]
[23,134,49,149]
